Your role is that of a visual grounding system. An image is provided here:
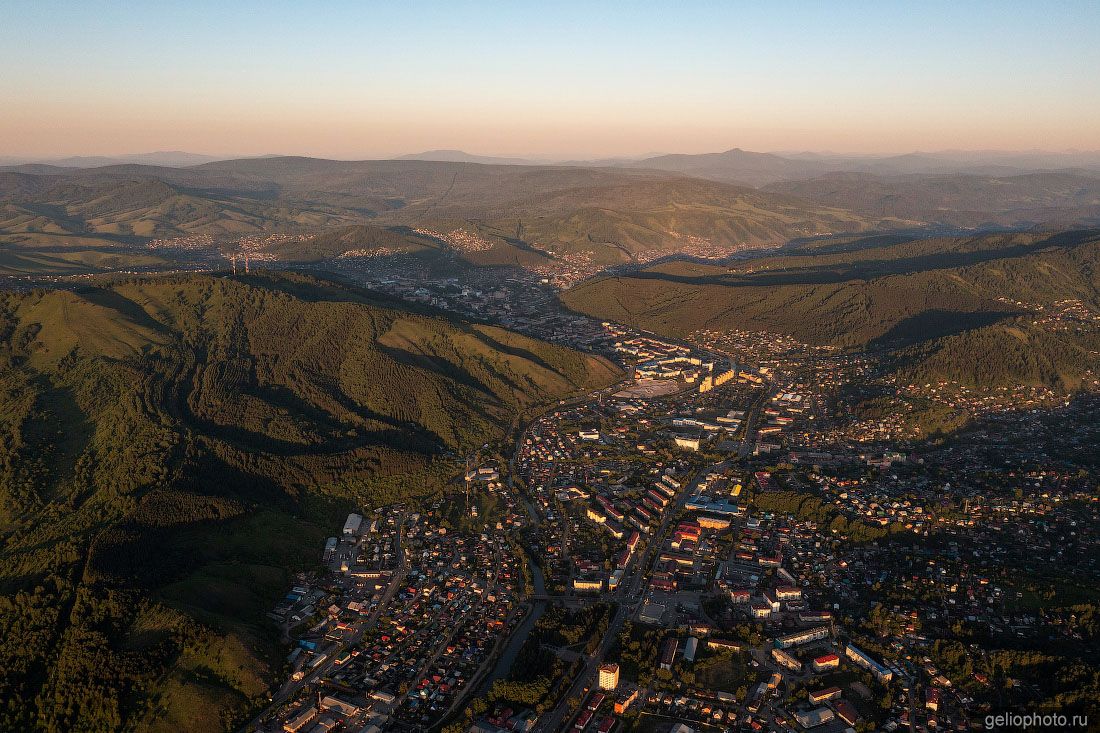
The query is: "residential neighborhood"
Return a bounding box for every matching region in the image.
[250,319,1099,733]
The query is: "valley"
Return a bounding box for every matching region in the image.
[2,154,1099,733]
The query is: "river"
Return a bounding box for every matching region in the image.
[477,544,547,694]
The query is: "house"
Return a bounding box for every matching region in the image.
[808,686,842,704]
[750,600,772,619]
[614,688,639,714]
[283,706,318,733]
[772,647,802,672]
[845,643,894,682]
[706,638,742,652]
[775,585,802,601]
[775,626,830,649]
[834,699,859,726]
[794,707,834,728]
[658,638,678,670]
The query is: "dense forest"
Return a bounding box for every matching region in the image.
[0,272,619,732]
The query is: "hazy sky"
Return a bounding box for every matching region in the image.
[3,0,1099,159]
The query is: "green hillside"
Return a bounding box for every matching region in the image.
[0,158,895,271]
[893,319,1100,389]
[442,177,893,265]
[764,171,1100,227]
[0,237,174,276]
[563,229,1100,387]
[0,177,361,240]
[0,272,619,732]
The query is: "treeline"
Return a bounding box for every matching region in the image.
[751,490,904,543]
[532,602,615,654]
[929,623,1100,720]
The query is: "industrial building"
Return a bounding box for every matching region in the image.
[342,513,363,536]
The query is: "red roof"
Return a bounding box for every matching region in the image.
[834,699,859,725]
[809,686,842,701]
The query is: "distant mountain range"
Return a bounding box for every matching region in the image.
[396,149,544,166]
[764,171,1100,228]
[4,146,1099,183]
[398,147,1100,185]
[2,150,1100,277]
[0,157,899,274]
[0,151,239,168]
[617,148,1100,186]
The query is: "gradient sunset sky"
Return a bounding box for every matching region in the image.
[3,0,1099,159]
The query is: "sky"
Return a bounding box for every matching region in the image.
[2,0,1099,159]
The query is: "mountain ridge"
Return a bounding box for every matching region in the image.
[562,228,1100,388]
[0,271,620,731]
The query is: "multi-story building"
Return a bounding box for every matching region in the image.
[845,643,894,682]
[598,663,620,691]
[775,626,830,649]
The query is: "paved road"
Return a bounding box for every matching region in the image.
[738,382,769,458]
[534,601,630,733]
[490,337,743,733]
[533,463,704,733]
[245,514,407,732]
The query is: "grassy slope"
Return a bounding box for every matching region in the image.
[0,242,173,276]
[0,272,619,732]
[401,177,896,265]
[763,171,1100,227]
[563,229,1100,387]
[1,160,893,270]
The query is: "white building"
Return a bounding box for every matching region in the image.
[342,513,363,536]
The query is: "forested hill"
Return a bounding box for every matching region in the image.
[562,229,1100,388]
[0,272,620,732]
[0,158,895,274]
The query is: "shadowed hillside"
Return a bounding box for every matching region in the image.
[563,229,1100,388]
[0,272,619,732]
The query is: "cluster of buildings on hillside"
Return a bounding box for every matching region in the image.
[261,497,530,733]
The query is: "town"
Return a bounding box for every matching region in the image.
[250,311,1100,733]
